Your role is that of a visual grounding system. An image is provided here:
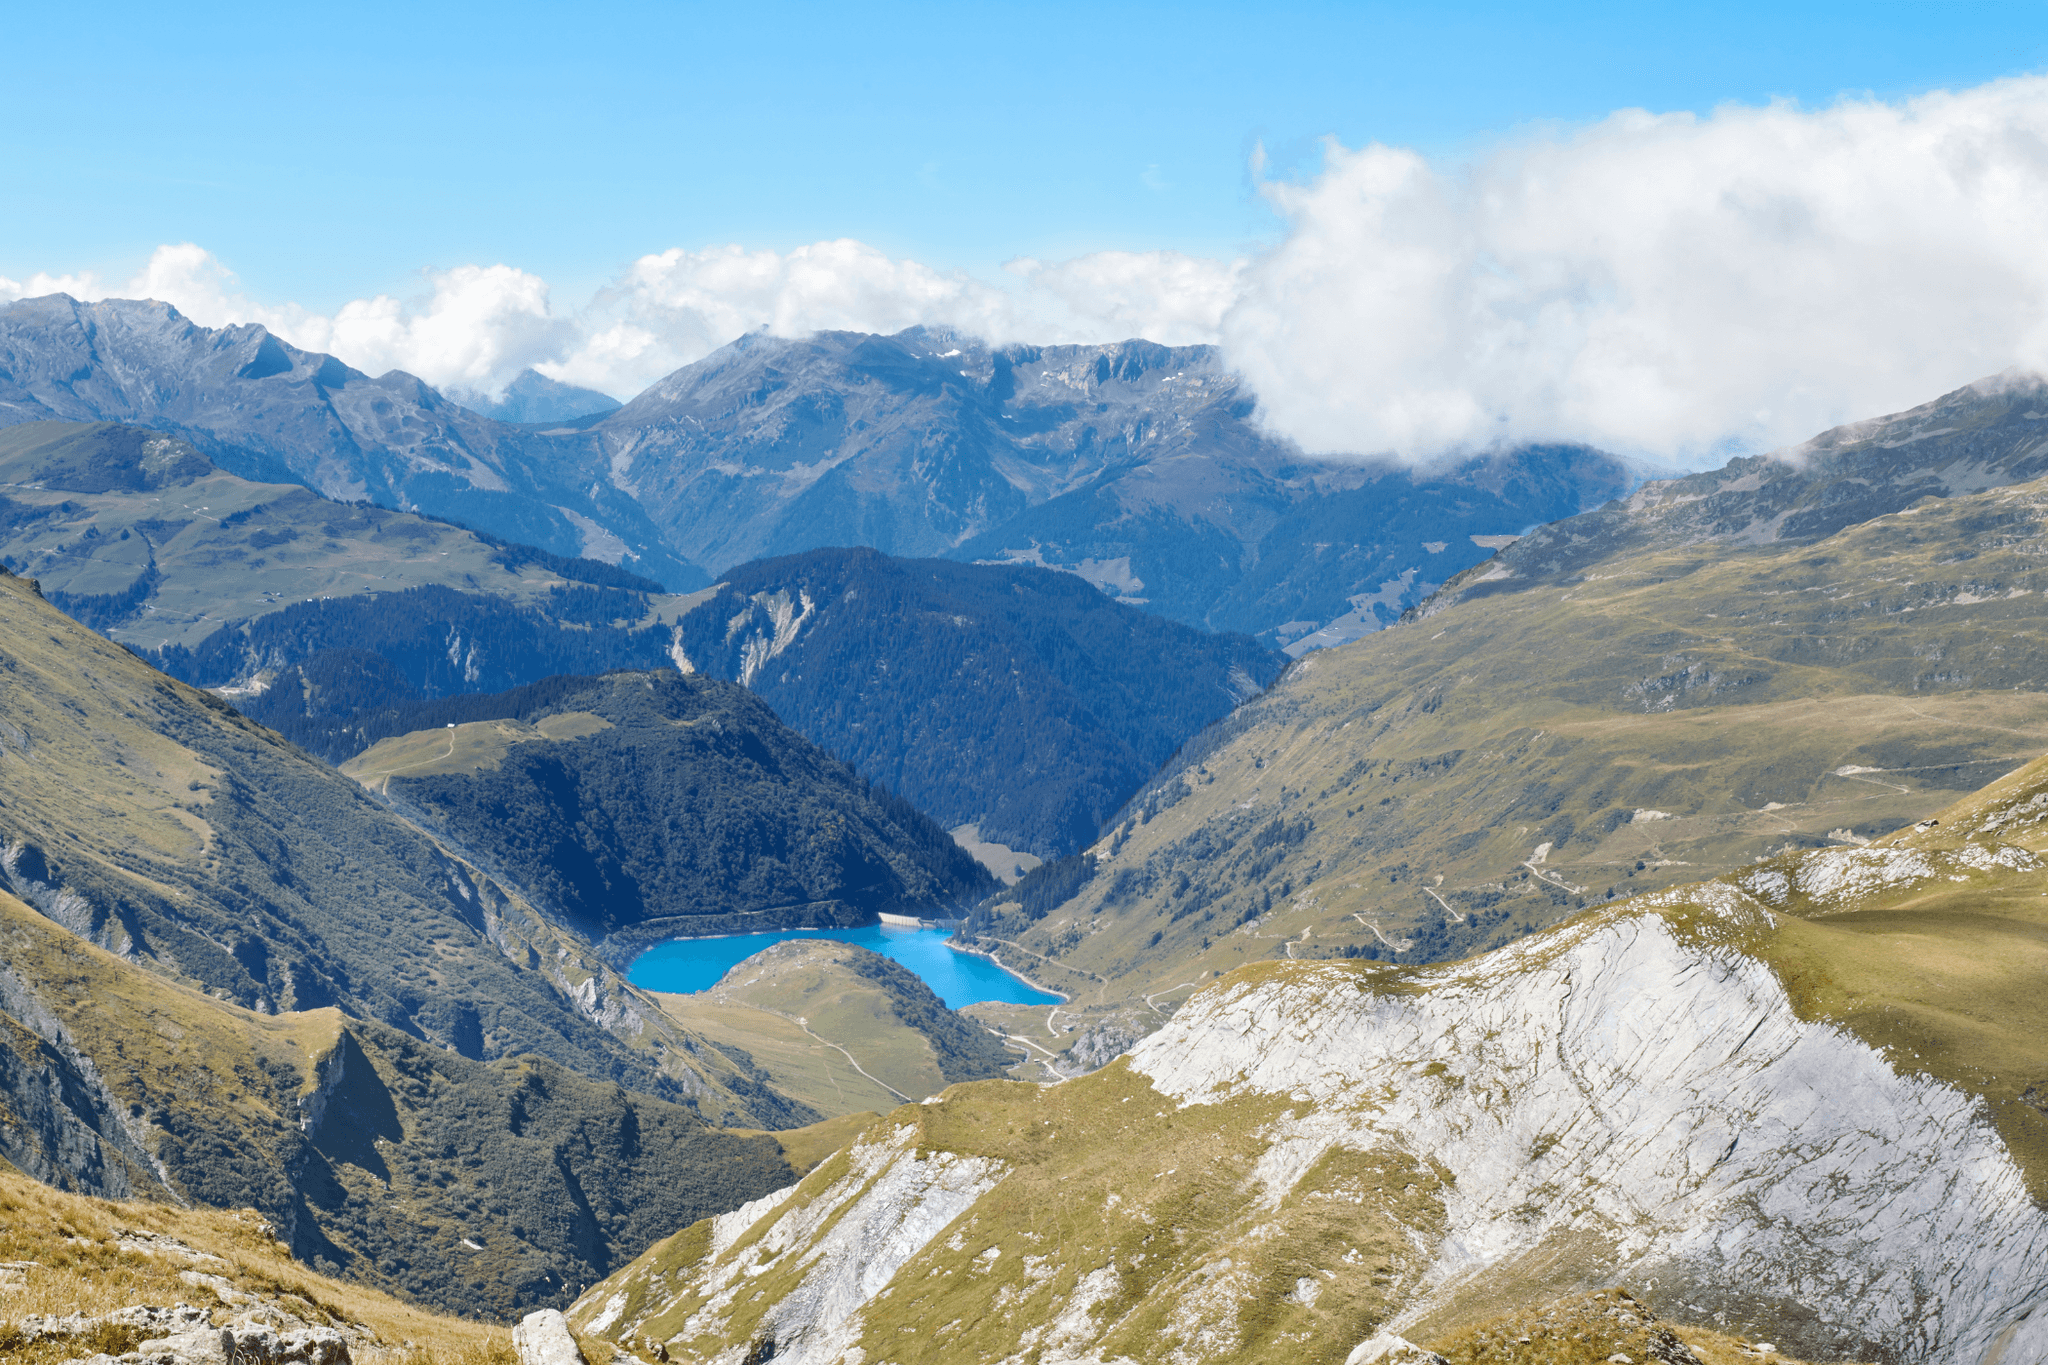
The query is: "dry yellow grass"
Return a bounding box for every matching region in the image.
[339,713,614,788]
[1427,1287,1871,1365]
[0,1166,512,1365]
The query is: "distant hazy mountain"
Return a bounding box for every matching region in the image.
[449,368,621,424]
[1421,369,2048,608]
[0,296,1634,645]
[0,420,671,657]
[0,296,701,588]
[597,328,1637,644]
[672,547,1286,857]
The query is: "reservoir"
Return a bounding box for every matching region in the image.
[626,924,1063,1008]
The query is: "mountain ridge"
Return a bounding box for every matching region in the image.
[1419,369,2048,616]
[0,296,1636,645]
[0,295,701,588]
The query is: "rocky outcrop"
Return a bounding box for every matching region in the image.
[0,960,171,1199]
[1124,887,2046,1364]
[1345,1335,1449,1365]
[513,1309,588,1365]
[25,1303,354,1365]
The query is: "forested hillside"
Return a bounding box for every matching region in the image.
[672,548,1286,856]
[344,671,994,951]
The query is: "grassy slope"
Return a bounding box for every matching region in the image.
[653,940,1020,1117]
[0,567,815,1127]
[1732,751,2048,1202]
[1428,1289,1866,1365]
[965,471,2048,1051]
[0,879,810,1319]
[573,751,2048,1365]
[0,1165,513,1365]
[0,421,609,652]
[340,713,614,787]
[573,1073,1848,1365]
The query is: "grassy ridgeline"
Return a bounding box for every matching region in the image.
[963,465,2048,1026]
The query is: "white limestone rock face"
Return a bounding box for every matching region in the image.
[1345,1332,1450,1364]
[576,1125,1005,1365]
[513,1309,586,1365]
[1128,892,2048,1365]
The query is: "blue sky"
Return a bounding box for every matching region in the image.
[6,0,2045,310]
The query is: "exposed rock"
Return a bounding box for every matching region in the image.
[33,1304,355,1365]
[115,1232,226,1266]
[21,1304,212,1343]
[513,1308,587,1365]
[1054,1013,1148,1076]
[69,1311,350,1365]
[1346,1332,1450,1364]
[176,1271,255,1306]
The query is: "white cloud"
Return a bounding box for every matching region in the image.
[546,240,1018,394]
[12,75,2048,460]
[2,244,572,398]
[1003,251,1243,349]
[0,267,106,303]
[1224,77,2048,461]
[545,242,1243,394]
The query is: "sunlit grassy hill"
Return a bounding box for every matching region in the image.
[0,1164,516,1365]
[964,461,2048,1052]
[654,939,1020,1118]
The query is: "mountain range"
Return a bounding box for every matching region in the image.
[0,420,1276,858]
[0,295,1636,647]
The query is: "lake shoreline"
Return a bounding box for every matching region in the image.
[625,922,1062,1007]
[944,940,1071,1003]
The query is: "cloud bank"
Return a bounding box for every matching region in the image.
[1226,75,2048,461]
[10,76,2048,462]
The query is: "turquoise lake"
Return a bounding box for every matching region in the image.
[625,924,1063,1008]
